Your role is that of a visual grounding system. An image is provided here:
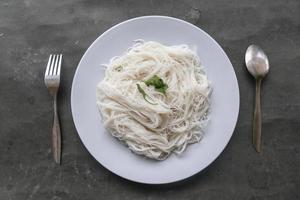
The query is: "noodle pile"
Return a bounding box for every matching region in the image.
[96,41,212,160]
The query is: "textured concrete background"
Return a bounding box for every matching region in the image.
[0,0,299,199]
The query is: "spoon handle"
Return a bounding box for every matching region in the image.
[253,78,262,152]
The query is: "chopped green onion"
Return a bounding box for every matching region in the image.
[136,84,157,105]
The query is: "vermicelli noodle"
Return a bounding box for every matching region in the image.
[96,41,212,160]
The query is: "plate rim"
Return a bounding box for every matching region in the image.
[71,15,240,184]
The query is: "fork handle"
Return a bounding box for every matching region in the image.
[52,94,61,164]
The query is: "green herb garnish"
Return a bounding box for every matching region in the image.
[144,75,168,95]
[136,84,157,105]
[115,65,123,72]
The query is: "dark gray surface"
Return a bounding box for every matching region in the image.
[0,0,299,199]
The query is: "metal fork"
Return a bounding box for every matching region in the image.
[44,54,63,164]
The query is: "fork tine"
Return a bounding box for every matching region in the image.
[45,54,53,76]
[54,54,60,75]
[49,55,57,75]
[56,54,62,75]
[53,55,59,75]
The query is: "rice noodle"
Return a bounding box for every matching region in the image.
[96,41,212,160]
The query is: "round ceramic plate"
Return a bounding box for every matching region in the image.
[71,16,239,184]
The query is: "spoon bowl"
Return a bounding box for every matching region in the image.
[245,45,269,78]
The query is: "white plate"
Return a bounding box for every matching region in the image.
[71,16,239,184]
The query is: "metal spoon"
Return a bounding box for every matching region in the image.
[245,44,269,152]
